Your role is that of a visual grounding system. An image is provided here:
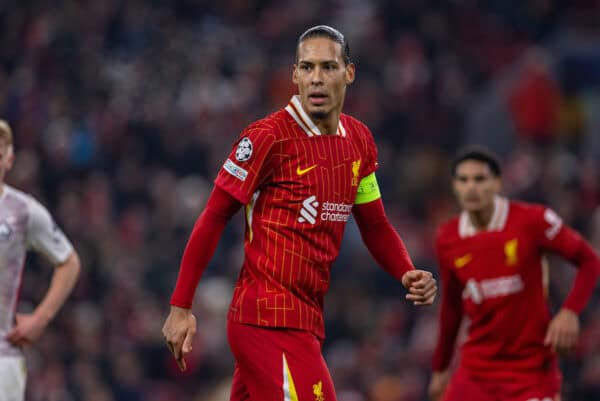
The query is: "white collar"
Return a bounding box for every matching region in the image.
[458,196,509,238]
[284,95,346,137]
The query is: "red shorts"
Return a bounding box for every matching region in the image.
[442,367,561,401]
[227,320,337,401]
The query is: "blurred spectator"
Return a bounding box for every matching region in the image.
[508,49,560,144]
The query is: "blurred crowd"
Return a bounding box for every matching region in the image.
[1,0,600,400]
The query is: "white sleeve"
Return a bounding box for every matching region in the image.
[25,196,73,265]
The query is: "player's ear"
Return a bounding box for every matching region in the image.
[345,63,355,85]
[292,65,299,85]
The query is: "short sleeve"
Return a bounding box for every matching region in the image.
[214,125,277,205]
[26,197,73,265]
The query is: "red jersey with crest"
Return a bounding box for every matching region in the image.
[433,197,590,380]
[214,96,378,339]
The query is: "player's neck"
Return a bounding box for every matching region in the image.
[313,111,341,135]
[468,207,494,231]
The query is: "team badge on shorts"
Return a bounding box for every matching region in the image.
[313,381,325,401]
[236,137,253,162]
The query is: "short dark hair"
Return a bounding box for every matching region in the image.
[297,25,351,65]
[451,146,502,177]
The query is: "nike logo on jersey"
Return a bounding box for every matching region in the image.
[296,164,317,176]
[454,253,472,269]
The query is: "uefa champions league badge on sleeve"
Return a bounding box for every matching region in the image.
[236,137,253,162]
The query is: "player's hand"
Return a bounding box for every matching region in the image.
[6,313,48,346]
[401,269,437,305]
[544,308,579,354]
[162,305,197,372]
[428,370,451,401]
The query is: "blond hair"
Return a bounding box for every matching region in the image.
[0,119,13,146]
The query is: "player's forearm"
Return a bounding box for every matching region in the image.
[34,251,80,325]
[353,199,414,281]
[170,186,242,308]
[562,240,600,314]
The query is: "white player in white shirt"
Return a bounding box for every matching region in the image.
[0,120,80,401]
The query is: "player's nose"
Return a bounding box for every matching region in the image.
[310,67,325,84]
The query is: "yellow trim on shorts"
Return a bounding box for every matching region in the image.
[282,354,299,401]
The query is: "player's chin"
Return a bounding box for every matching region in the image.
[462,201,484,213]
[308,108,329,120]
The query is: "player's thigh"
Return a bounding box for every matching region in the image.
[227,321,336,401]
[441,369,496,401]
[0,355,26,401]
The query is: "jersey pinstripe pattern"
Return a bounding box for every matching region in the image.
[215,96,378,339]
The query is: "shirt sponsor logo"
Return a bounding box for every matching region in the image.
[463,274,524,305]
[298,196,319,224]
[321,201,352,222]
[235,137,253,162]
[296,164,317,176]
[223,158,248,181]
[298,196,352,224]
[0,221,12,241]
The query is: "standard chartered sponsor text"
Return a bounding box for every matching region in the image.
[320,201,353,222]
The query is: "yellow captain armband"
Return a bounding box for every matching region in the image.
[354,172,381,205]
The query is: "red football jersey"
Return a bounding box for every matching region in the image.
[214,96,378,339]
[433,197,589,380]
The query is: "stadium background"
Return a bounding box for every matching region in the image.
[1,0,599,400]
